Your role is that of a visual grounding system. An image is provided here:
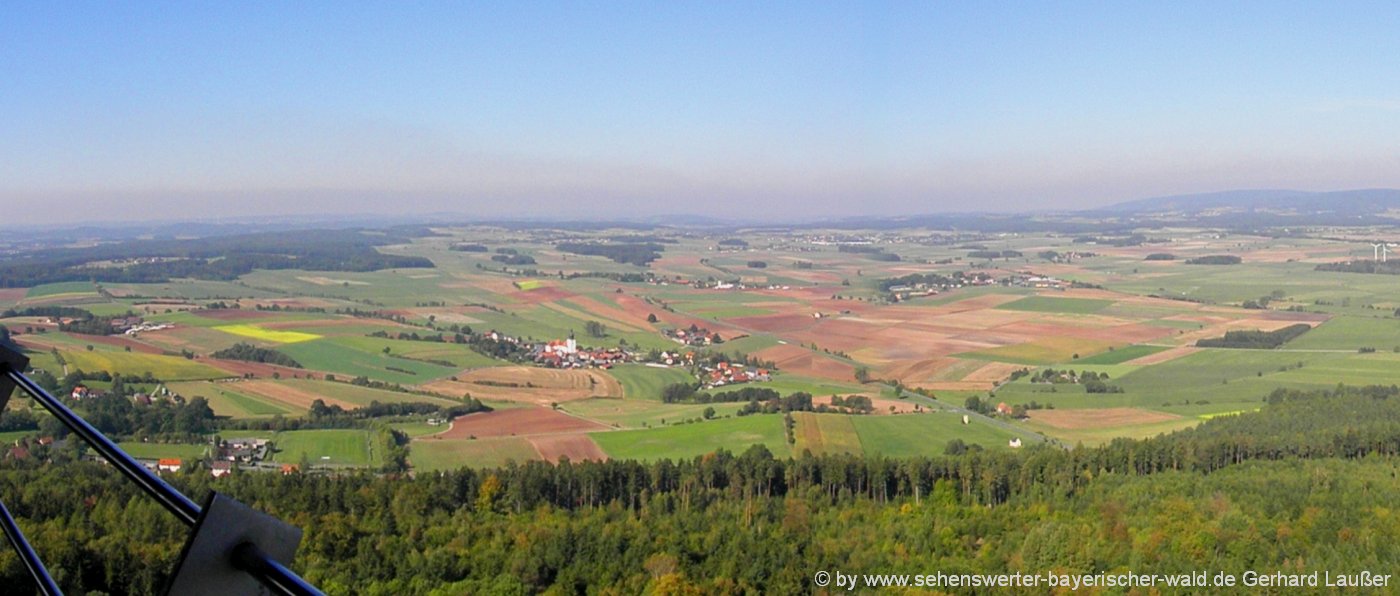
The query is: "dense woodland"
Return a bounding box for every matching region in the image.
[1185,255,1243,265]
[554,243,666,266]
[1,385,1398,594]
[210,342,304,368]
[0,229,433,287]
[1196,324,1312,349]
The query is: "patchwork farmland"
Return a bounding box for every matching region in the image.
[6,224,1398,468]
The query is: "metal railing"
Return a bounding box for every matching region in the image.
[0,344,323,596]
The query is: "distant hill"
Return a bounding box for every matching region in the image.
[1098,189,1400,217]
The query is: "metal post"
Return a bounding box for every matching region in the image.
[5,369,200,526]
[0,358,324,596]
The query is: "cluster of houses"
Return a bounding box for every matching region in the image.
[1008,272,1068,290]
[528,334,633,369]
[122,321,174,336]
[664,326,722,347]
[149,437,293,478]
[4,436,62,462]
[701,361,771,388]
[70,384,174,405]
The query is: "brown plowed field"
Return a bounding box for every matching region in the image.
[812,394,919,414]
[753,344,855,382]
[440,408,609,439]
[530,434,608,462]
[0,288,29,302]
[1027,407,1181,429]
[420,366,623,404]
[729,312,819,333]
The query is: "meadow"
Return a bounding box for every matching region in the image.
[591,415,791,461]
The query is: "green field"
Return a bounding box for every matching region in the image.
[1283,316,1400,351]
[118,441,210,460]
[605,365,694,400]
[277,379,461,407]
[1073,344,1169,365]
[167,381,297,418]
[278,339,459,385]
[563,398,748,429]
[410,437,540,471]
[270,429,378,467]
[0,430,36,444]
[24,281,99,299]
[592,415,791,461]
[327,336,503,369]
[995,296,1114,314]
[961,337,1114,365]
[214,324,323,343]
[852,413,1031,456]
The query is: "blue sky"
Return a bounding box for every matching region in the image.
[3,2,1399,223]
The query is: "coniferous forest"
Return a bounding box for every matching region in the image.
[1,386,1397,594]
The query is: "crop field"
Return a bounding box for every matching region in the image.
[791,413,862,456]
[591,415,791,461]
[605,365,694,400]
[214,324,323,343]
[270,429,378,467]
[441,407,609,439]
[410,437,544,470]
[961,336,1114,365]
[58,349,228,381]
[421,366,623,405]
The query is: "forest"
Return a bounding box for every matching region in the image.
[1,385,1397,594]
[554,243,666,266]
[0,229,433,287]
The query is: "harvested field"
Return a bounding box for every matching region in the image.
[529,434,608,462]
[1124,346,1199,365]
[192,309,269,321]
[420,366,623,404]
[1026,407,1181,429]
[227,379,355,410]
[440,408,609,439]
[0,288,27,302]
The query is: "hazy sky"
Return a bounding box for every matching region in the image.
[3,2,1400,224]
